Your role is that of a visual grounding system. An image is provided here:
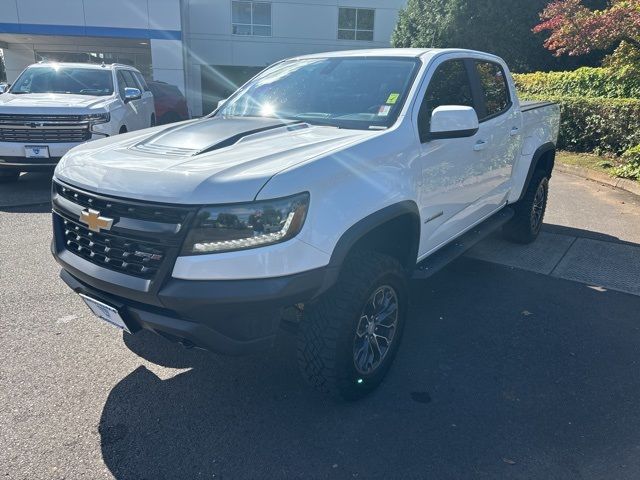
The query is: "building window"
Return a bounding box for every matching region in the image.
[338,8,374,41]
[232,1,272,36]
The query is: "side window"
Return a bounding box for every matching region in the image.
[134,71,150,91]
[475,61,510,119]
[122,70,139,89]
[417,60,475,141]
[116,71,127,99]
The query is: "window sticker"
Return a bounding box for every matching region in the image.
[386,93,400,104]
[378,105,391,116]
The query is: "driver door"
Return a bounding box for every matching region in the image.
[414,58,490,257]
[117,70,144,131]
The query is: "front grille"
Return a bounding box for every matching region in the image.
[53,181,194,281]
[0,127,90,143]
[62,217,166,279]
[55,183,189,224]
[0,113,86,123]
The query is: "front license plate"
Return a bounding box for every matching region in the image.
[25,145,50,158]
[79,294,131,333]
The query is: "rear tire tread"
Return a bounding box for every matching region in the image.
[503,170,549,244]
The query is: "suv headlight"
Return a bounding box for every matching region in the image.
[82,112,110,124]
[181,192,310,254]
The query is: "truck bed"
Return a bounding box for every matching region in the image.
[520,100,556,112]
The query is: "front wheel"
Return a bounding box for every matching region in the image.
[297,251,408,400]
[503,170,549,244]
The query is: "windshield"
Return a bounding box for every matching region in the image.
[215,57,421,130]
[10,66,114,96]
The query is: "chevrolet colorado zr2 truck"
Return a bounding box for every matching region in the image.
[51,49,560,400]
[0,62,155,183]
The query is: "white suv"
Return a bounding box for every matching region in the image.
[0,62,155,182]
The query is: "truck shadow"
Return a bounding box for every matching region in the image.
[100,257,640,479]
[0,172,52,212]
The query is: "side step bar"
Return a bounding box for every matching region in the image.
[412,207,514,280]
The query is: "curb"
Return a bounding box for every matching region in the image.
[556,163,640,197]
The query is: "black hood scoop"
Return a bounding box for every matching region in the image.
[132,116,303,157]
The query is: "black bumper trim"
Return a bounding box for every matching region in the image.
[57,257,336,355]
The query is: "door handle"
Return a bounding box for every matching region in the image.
[510,127,520,136]
[473,140,488,151]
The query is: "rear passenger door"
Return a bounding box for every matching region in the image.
[469,59,522,210]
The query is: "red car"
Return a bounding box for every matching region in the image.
[148,81,190,125]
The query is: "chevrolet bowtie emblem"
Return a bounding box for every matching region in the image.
[79,209,113,233]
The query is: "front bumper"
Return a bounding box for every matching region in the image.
[0,137,104,171]
[53,237,336,356]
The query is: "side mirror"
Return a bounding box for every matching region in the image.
[0,84,8,94]
[428,106,479,140]
[124,87,142,102]
[217,98,227,109]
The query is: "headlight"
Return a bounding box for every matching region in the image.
[82,112,110,124]
[181,192,310,255]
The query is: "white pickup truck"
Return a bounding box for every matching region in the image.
[51,49,559,400]
[0,62,155,182]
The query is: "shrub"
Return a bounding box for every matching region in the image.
[514,67,640,99]
[520,95,640,155]
[614,145,640,180]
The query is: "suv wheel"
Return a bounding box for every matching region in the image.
[297,251,408,400]
[0,170,19,183]
[503,170,549,244]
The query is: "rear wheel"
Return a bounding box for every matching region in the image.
[297,251,408,400]
[503,170,549,244]
[0,170,19,183]
[119,126,128,134]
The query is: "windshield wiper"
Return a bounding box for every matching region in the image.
[288,114,342,128]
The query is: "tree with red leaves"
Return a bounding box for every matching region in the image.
[534,0,640,64]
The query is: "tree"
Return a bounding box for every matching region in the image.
[534,0,639,58]
[391,0,607,72]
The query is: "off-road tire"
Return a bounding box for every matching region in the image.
[297,251,408,400]
[503,170,549,244]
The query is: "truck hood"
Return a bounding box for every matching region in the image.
[0,93,113,113]
[54,116,377,204]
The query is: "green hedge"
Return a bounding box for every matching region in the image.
[520,95,640,155]
[514,67,640,99]
[614,145,640,180]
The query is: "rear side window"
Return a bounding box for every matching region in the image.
[133,71,150,91]
[418,60,475,141]
[475,61,510,119]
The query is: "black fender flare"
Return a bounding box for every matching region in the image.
[319,201,421,291]
[518,142,556,202]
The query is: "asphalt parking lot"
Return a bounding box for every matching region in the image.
[2,171,640,479]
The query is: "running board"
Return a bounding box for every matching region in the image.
[412,207,514,280]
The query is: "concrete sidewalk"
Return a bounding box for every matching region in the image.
[468,173,640,296]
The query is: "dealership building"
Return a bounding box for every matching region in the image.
[0,0,406,116]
